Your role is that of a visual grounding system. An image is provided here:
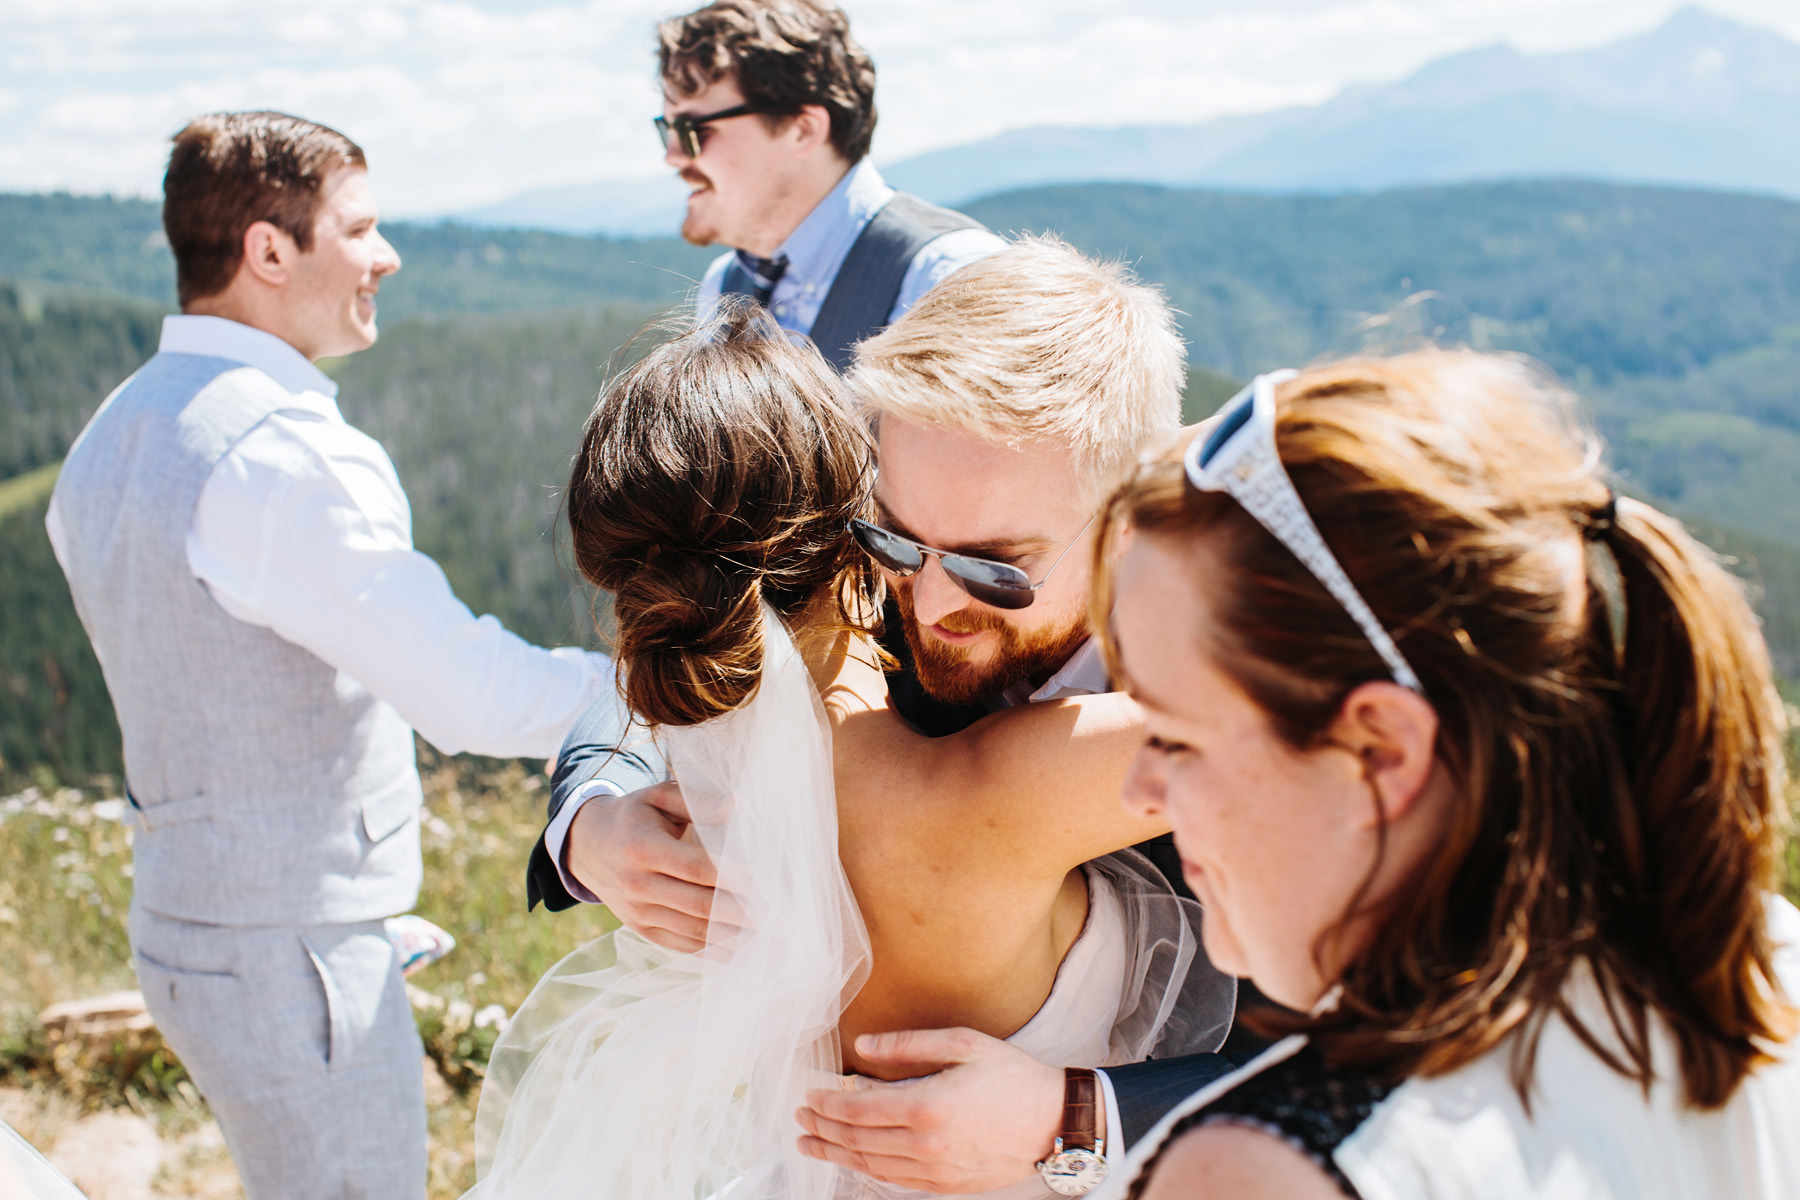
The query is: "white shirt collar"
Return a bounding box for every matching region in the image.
[1001,637,1110,707]
[158,315,341,403]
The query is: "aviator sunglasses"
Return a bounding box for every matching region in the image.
[1186,370,1423,692]
[849,515,1097,611]
[653,103,764,159]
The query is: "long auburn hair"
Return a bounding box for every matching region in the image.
[1096,349,1795,1108]
[566,301,879,727]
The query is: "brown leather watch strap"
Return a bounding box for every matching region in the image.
[1061,1068,1099,1153]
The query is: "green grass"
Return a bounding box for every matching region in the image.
[0,749,616,1198]
[1,731,1793,1194]
[0,461,58,520]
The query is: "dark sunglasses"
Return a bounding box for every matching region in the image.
[848,516,1096,611]
[653,103,763,158]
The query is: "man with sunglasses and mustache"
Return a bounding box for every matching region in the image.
[527,238,1244,1196]
[652,0,1003,370]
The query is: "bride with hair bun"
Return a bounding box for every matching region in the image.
[466,301,1234,1199]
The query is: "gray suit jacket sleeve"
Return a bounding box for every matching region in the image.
[525,689,666,912]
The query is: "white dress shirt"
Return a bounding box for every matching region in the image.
[693,161,1004,336]
[46,314,610,761]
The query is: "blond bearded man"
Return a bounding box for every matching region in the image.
[527,239,1245,1196]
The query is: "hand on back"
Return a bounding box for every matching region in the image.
[564,782,726,953]
[796,1027,1064,1192]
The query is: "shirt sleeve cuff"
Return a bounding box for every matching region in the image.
[543,779,626,904]
[1096,1067,1124,1156]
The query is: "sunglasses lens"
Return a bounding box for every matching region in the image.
[850,520,924,575]
[1197,387,1256,469]
[943,556,1035,610]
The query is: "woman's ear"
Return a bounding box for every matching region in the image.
[1329,681,1439,827]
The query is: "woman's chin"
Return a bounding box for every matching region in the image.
[1194,906,1251,982]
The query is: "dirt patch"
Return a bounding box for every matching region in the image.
[50,1110,162,1200]
[0,1088,243,1200]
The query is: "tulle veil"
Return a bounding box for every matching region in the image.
[468,603,869,1199]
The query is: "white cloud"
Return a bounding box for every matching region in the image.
[1,0,1796,215]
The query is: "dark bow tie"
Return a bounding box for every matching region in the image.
[735,251,789,306]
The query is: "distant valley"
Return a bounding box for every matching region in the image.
[3,174,1798,785]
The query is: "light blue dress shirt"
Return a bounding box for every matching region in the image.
[694,161,1004,335]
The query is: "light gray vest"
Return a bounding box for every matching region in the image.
[53,352,423,926]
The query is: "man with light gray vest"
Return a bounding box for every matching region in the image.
[46,111,617,1200]
[655,0,1003,365]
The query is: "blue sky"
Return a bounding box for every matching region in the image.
[3,0,1796,217]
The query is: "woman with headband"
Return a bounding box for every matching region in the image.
[1099,352,1800,1199]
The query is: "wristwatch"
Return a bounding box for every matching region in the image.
[1036,1067,1107,1196]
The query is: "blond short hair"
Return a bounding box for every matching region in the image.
[846,235,1185,501]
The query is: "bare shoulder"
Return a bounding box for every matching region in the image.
[1137,1122,1348,1200]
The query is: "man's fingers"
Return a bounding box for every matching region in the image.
[635,926,707,954]
[622,832,718,889]
[625,907,707,954]
[630,871,720,923]
[851,1026,985,1070]
[802,1080,933,1129]
[642,780,696,824]
[794,1106,938,1159]
[616,902,724,951]
[795,1137,942,1190]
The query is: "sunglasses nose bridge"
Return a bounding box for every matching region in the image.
[907,552,978,625]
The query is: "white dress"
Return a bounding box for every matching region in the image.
[469,606,1232,1199]
[1,1121,88,1200]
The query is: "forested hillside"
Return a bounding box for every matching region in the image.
[0,308,654,783]
[0,281,162,477]
[0,192,713,319]
[3,178,1798,785]
[964,181,1800,385]
[958,181,1800,554]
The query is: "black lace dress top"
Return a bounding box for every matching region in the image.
[1127,1041,1399,1198]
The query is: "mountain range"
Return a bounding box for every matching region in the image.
[449,6,1800,237]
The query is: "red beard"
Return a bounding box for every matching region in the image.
[893,583,1091,706]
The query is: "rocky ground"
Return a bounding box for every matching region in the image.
[3,1055,461,1199]
[1,1084,240,1199]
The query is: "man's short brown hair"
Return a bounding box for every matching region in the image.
[658,0,876,163]
[163,111,366,307]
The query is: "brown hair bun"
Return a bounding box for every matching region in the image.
[567,300,876,726]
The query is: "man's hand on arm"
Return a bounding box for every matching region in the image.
[795,1027,1067,1193]
[563,782,725,954]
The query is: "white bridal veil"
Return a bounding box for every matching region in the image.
[470,604,870,1200]
[467,602,1235,1199]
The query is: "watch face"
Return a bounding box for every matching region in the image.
[1041,1147,1108,1197]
